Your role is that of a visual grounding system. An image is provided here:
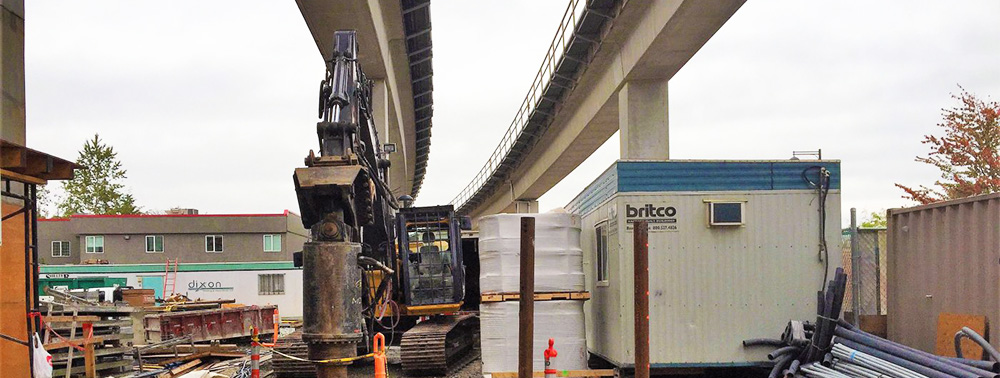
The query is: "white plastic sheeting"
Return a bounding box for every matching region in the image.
[480,301,588,374]
[478,213,584,293]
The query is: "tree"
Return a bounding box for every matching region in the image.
[36,185,61,218]
[860,210,887,228]
[897,87,1000,204]
[58,134,141,216]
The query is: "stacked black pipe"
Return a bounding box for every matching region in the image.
[744,267,1000,378]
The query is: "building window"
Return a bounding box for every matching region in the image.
[146,235,164,253]
[85,235,104,253]
[263,234,281,252]
[259,274,285,295]
[206,235,223,253]
[51,241,71,257]
[596,222,609,285]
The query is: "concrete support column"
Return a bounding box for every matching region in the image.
[512,200,538,214]
[618,80,668,160]
[0,0,25,144]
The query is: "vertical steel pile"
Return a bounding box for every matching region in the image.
[744,268,1000,378]
[302,242,364,378]
[518,217,536,378]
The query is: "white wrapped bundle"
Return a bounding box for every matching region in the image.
[478,212,584,293]
[480,300,588,374]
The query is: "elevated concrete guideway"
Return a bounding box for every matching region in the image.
[295,0,433,198]
[451,0,745,220]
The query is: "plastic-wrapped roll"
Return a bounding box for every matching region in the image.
[479,213,584,293]
[481,301,588,374]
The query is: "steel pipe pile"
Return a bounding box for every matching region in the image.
[744,267,1000,378]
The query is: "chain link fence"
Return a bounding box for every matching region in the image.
[841,227,887,316]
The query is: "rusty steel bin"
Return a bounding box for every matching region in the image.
[144,305,276,343]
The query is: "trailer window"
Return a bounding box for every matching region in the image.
[596,222,609,285]
[259,274,285,295]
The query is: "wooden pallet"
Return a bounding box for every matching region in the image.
[490,369,616,377]
[480,291,590,303]
[41,303,135,377]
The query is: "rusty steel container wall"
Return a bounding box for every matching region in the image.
[887,193,1000,353]
[143,305,277,343]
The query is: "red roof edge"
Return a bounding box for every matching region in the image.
[46,212,291,220]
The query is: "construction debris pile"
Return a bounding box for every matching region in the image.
[745,268,1000,378]
[37,285,282,377]
[129,339,273,378]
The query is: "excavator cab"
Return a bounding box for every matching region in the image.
[396,205,466,307]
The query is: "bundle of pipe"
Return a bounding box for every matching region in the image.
[816,323,1000,378]
[742,268,848,378]
[746,265,1000,378]
[799,337,1000,378]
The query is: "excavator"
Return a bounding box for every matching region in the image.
[291,30,478,378]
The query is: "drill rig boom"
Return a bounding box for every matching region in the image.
[293,30,397,378]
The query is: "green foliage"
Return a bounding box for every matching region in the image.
[860,210,887,228]
[57,134,141,216]
[36,185,59,218]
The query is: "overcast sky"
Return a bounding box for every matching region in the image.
[24,1,1000,226]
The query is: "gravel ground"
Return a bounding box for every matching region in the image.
[346,357,482,378]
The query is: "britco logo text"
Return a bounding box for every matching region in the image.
[624,203,679,232]
[625,204,676,218]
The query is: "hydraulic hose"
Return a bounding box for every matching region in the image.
[769,346,802,360]
[956,327,1000,363]
[744,338,786,348]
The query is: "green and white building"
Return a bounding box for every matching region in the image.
[39,210,308,317]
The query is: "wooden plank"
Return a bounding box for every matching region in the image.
[135,344,239,355]
[47,319,131,331]
[50,346,129,362]
[52,359,133,376]
[158,359,202,378]
[158,351,210,365]
[858,314,887,338]
[45,315,101,323]
[489,369,616,377]
[936,313,989,358]
[42,303,136,314]
[0,168,46,185]
[481,291,591,303]
[43,336,104,351]
[84,344,96,378]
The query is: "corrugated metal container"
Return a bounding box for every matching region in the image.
[887,193,1000,352]
[567,160,842,368]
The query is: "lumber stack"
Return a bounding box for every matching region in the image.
[42,303,136,377]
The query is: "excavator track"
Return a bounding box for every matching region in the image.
[400,314,479,376]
